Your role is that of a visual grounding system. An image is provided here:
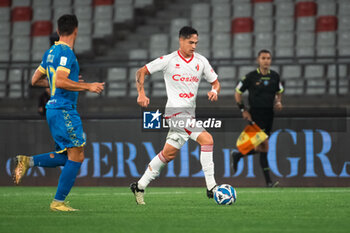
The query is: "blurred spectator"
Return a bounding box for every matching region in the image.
[38,88,50,117]
[37,32,58,117]
[50,31,59,46]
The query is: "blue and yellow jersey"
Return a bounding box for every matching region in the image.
[38,41,80,110]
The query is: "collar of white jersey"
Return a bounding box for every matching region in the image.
[177,50,194,64]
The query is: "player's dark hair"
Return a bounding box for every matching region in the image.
[258,49,272,57]
[179,26,198,39]
[57,14,78,36]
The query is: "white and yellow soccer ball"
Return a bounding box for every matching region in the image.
[214,184,237,205]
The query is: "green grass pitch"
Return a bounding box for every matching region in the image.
[0,187,349,233]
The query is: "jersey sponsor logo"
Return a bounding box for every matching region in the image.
[47,54,54,63]
[261,77,271,86]
[60,56,67,66]
[179,92,194,98]
[172,74,199,82]
[47,99,57,104]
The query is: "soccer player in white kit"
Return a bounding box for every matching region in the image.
[130,26,221,205]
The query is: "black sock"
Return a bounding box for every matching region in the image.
[260,152,272,184]
[234,150,257,162]
[248,149,257,155]
[236,150,257,158]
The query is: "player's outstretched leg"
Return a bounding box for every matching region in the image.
[130,182,145,205]
[130,151,168,205]
[200,144,217,198]
[13,155,31,185]
[259,152,278,187]
[50,201,78,211]
[267,181,280,188]
[51,159,82,211]
[231,151,243,172]
[206,185,218,199]
[259,152,279,187]
[196,132,217,199]
[32,151,68,167]
[232,149,259,172]
[13,152,68,185]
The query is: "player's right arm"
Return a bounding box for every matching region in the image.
[56,70,104,93]
[136,54,171,107]
[32,52,50,87]
[234,91,252,121]
[235,75,252,122]
[136,66,150,108]
[274,73,284,111]
[31,67,49,87]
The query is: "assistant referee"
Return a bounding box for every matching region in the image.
[233,49,284,187]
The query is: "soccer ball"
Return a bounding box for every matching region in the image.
[214,184,237,205]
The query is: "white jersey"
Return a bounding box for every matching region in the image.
[145,50,218,117]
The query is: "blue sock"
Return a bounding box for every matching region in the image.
[54,160,82,201]
[33,152,68,167]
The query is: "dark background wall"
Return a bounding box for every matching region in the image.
[1,116,350,187]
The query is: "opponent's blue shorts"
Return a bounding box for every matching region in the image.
[46,108,86,153]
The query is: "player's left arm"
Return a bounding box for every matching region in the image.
[202,57,220,102]
[274,93,283,111]
[274,76,284,111]
[54,52,104,93]
[208,79,220,101]
[31,67,49,87]
[56,70,104,93]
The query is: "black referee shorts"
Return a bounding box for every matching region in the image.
[249,108,274,136]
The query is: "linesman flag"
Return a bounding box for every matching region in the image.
[236,122,268,155]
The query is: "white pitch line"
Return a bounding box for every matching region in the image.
[71,191,198,196]
[237,189,350,193]
[0,191,201,197]
[1,189,349,197]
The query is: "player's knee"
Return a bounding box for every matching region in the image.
[207,134,214,145]
[198,132,213,145]
[76,154,85,163]
[163,152,176,162]
[71,154,84,163]
[67,148,85,163]
[162,143,179,162]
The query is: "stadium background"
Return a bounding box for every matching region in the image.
[0,0,350,187]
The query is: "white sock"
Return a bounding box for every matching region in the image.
[53,199,64,203]
[138,151,167,190]
[200,144,216,190]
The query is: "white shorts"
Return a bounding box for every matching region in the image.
[165,113,205,149]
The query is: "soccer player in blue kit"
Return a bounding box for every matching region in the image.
[13,15,105,211]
